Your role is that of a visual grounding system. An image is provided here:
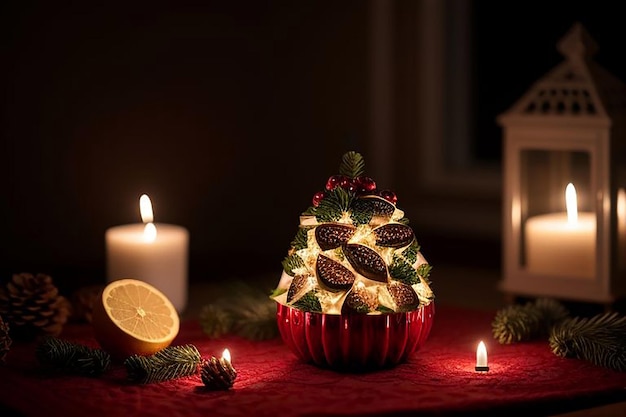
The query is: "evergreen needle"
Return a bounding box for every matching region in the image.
[124,344,202,384]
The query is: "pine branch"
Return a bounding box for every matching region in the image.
[36,337,111,377]
[290,227,312,250]
[199,304,234,339]
[398,217,410,225]
[315,187,354,223]
[416,263,432,284]
[350,200,374,225]
[282,254,305,276]
[389,254,420,285]
[492,298,568,344]
[233,296,280,340]
[124,344,202,384]
[291,290,322,313]
[339,151,366,179]
[199,281,279,341]
[402,240,421,265]
[550,312,626,372]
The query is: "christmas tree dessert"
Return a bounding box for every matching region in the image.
[272,151,434,315]
[272,151,435,371]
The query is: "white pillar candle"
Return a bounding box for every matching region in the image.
[525,183,596,280]
[105,195,189,313]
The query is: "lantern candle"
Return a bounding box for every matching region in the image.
[105,194,189,313]
[475,341,489,372]
[525,183,596,280]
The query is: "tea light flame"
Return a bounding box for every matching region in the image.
[222,348,231,363]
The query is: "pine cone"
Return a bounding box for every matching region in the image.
[0,273,71,340]
[0,315,11,362]
[200,357,237,390]
[70,284,104,323]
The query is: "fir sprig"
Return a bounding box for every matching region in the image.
[124,344,202,384]
[349,199,374,225]
[402,241,421,265]
[492,298,569,344]
[389,255,420,285]
[339,151,366,179]
[36,337,111,377]
[416,263,432,284]
[199,281,279,340]
[281,254,306,277]
[314,187,354,223]
[292,290,322,313]
[550,312,626,372]
[290,227,312,251]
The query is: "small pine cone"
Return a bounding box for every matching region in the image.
[0,315,11,363]
[200,357,237,390]
[0,273,71,340]
[70,284,104,323]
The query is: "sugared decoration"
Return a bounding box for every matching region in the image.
[272,151,435,370]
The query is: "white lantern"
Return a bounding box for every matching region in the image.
[498,23,626,304]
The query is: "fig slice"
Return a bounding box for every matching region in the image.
[387,281,420,312]
[314,223,356,251]
[343,244,388,283]
[315,254,355,291]
[355,196,395,217]
[342,286,378,314]
[287,274,311,303]
[374,223,415,248]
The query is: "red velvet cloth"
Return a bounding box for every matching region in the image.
[1,305,625,417]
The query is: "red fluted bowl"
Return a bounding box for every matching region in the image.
[276,302,435,372]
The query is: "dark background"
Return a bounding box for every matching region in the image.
[1,0,625,292]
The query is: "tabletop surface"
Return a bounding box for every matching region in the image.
[1,302,625,417]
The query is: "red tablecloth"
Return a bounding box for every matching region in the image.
[1,305,625,417]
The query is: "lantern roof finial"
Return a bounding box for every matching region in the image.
[497,23,626,125]
[556,22,598,62]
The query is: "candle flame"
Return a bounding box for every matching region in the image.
[140,194,154,224]
[565,183,578,224]
[222,348,231,363]
[476,341,487,367]
[143,222,157,243]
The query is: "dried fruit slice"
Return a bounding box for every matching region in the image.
[387,282,420,312]
[356,196,395,217]
[316,255,355,291]
[315,223,356,251]
[374,223,415,248]
[342,285,378,314]
[343,244,388,283]
[287,274,311,303]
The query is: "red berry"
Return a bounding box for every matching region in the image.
[355,176,377,194]
[312,191,326,207]
[325,175,344,191]
[339,177,356,192]
[379,189,397,204]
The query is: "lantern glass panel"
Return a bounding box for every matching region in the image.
[519,149,594,279]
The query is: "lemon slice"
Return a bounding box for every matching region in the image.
[92,279,180,360]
